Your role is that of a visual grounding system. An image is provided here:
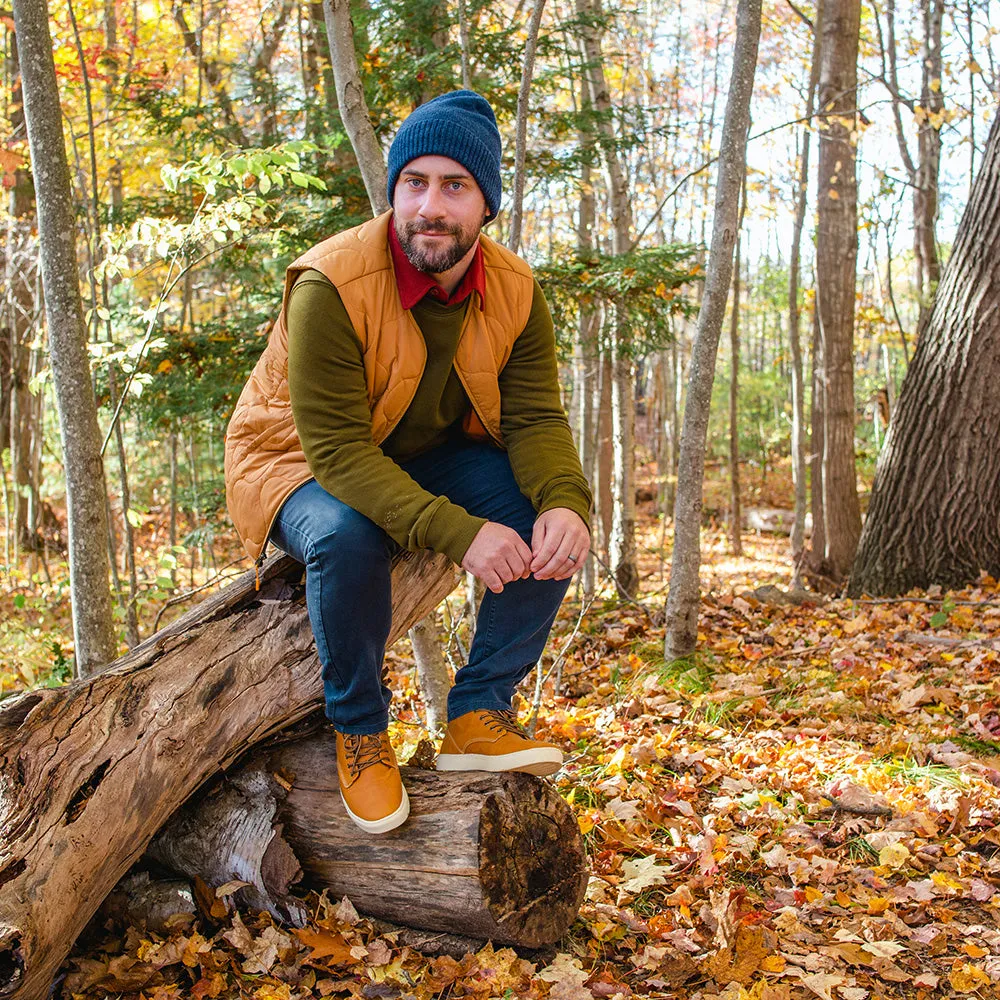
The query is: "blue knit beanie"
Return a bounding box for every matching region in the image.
[387,90,503,221]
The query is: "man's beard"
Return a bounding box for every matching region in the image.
[395,217,481,274]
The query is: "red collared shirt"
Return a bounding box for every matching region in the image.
[389,221,486,311]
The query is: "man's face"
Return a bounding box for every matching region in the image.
[393,155,489,276]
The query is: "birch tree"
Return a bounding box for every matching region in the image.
[12,0,118,674]
[664,0,761,660]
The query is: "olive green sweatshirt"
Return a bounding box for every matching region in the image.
[286,270,592,565]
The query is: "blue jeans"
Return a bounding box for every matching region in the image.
[270,439,571,733]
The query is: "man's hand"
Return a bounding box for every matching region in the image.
[462,522,533,594]
[530,508,590,581]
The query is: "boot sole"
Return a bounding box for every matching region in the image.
[435,749,563,776]
[340,785,410,834]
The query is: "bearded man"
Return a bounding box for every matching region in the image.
[224,91,591,835]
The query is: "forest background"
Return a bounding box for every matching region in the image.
[3,0,1000,997]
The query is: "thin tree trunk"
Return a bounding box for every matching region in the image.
[457,0,472,89]
[664,0,761,659]
[849,113,1000,596]
[728,181,745,558]
[809,306,827,561]
[815,0,862,581]
[577,0,638,596]
[408,616,451,729]
[12,0,118,673]
[323,0,389,215]
[788,0,823,574]
[507,0,546,254]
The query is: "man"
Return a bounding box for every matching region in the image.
[224,91,591,835]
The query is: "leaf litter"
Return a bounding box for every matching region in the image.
[58,493,1000,999]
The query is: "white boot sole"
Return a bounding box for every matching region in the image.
[341,785,410,834]
[435,748,563,776]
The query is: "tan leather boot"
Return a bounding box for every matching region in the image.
[336,731,409,834]
[435,709,563,776]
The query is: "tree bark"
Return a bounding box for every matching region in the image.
[11,0,118,674]
[408,616,451,729]
[577,0,638,596]
[507,0,547,254]
[149,730,587,947]
[0,549,456,1000]
[814,0,861,582]
[728,184,744,558]
[788,0,822,574]
[664,0,760,659]
[323,0,388,215]
[849,114,1000,596]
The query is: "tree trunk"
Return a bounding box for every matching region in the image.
[788,0,822,574]
[664,0,760,659]
[507,0,546,254]
[12,0,117,674]
[408,616,451,729]
[323,0,388,215]
[0,549,457,1000]
[728,190,743,558]
[849,114,1000,596]
[814,0,861,582]
[577,0,638,596]
[148,729,587,947]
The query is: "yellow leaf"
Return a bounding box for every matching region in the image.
[878,842,910,870]
[949,961,990,993]
[157,359,173,374]
[761,954,786,973]
[827,189,840,200]
[963,943,988,959]
[803,886,824,903]
[929,77,941,92]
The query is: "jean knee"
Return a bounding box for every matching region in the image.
[310,509,392,566]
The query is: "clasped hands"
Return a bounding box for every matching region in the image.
[461,507,590,594]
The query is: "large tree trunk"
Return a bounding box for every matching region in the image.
[664,0,760,659]
[813,0,861,582]
[149,729,587,947]
[0,550,456,1000]
[11,0,118,674]
[849,114,1000,596]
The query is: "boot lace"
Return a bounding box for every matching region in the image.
[343,733,393,777]
[482,709,529,738]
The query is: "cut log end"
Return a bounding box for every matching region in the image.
[479,774,588,945]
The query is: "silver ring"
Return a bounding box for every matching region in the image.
[567,554,577,563]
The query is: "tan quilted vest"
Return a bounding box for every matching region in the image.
[224,211,535,563]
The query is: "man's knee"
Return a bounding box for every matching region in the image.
[310,508,392,565]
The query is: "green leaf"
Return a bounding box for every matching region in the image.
[126,508,143,528]
[13,594,25,609]
[258,173,272,195]
[290,171,310,188]
[929,610,948,628]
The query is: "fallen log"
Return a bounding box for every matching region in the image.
[0,548,457,1000]
[146,723,587,948]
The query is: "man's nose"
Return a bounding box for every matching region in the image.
[418,185,446,218]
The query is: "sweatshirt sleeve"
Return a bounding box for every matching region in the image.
[498,280,593,530]
[285,271,486,564]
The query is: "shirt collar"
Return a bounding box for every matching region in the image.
[389,219,486,312]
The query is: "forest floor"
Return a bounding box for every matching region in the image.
[7,464,1000,1000]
